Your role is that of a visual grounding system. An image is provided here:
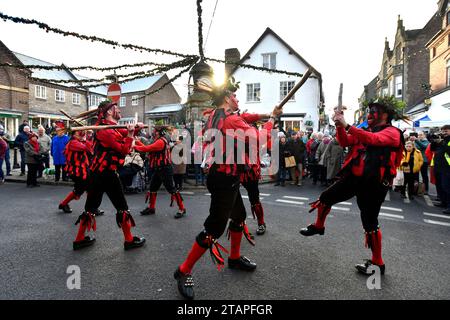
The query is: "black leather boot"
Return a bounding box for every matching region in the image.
[73,236,95,250]
[93,209,104,216]
[59,204,72,213]
[228,256,257,271]
[174,267,194,300]
[124,236,146,250]
[256,224,266,235]
[141,207,155,215]
[174,209,187,219]
[355,259,385,275]
[299,224,325,236]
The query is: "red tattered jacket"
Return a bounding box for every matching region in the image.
[64,138,93,180]
[203,109,272,177]
[90,120,134,173]
[336,125,403,181]
[134,137,171,168]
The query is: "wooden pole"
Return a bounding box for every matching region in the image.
[59,109,85,127]
[71,124,149,131]
[278,67,314,109]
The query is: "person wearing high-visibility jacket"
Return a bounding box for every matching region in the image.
[433,125,450,215]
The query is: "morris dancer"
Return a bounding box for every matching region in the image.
[299,98,406,275]
[174,71,281,299]
[72,101,145,251]
[134,126,187,219]
[58,129,103,216]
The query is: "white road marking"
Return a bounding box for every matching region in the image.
[242,195,264,200]
[276,199,304,205]
[204,193,211,196]
[379,212,404,219]
[424,219,450,227]
[339,202,353,206]
[331,206,350,211]
[180,191,194,195]
[283,196,309,201]
[260,193,271,197]
[385,192,390,201]
[380,206,403,212]
[423,195,434,207]
[423,212,450,220]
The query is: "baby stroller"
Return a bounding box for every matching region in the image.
[119,152,146,193]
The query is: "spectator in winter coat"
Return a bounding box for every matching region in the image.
[315,134,331,186]
[24,132,44,188]
[51,125,70,182]
[413,131,430,194]
[286,131,306,186]
[0,125,7,184]
[275,136,290,186]
[14,125,30,175]
[37,125,51,178]
[399,141,423,200]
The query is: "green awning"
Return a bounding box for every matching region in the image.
[0,112,22,118]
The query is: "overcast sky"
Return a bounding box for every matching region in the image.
[0,0,440,117]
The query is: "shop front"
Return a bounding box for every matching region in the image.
[0,110,23,138]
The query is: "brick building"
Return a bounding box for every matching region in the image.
[88,74,182,125]
[412,0,450,127]
[0,40,183,135]
[0,41,30,137]
[360,9,442,119]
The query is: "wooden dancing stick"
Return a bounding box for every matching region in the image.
[71,124,149,131]
[278,67,314,109]
[59,109,85,127]
[74,108,98,119]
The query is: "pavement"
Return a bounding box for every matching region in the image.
[0,177,449,300]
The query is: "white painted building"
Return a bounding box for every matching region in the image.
[230,28,325,132]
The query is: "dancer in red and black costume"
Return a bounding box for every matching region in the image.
[134,126,186,219]
[239,112,274,236]
[58,130,103,216]
[174,74,282,300]
[299,97,407,275]
[72,101,145,251]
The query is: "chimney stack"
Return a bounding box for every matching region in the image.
[224,48,241,78]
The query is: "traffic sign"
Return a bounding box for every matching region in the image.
[107,83,121,103]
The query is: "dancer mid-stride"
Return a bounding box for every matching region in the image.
[174,70,282,300]
[72,101,146,251]
[134,126,186,219]
[300,97,406,275]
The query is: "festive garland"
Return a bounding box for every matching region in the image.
[0,11,196,59]
[0,60,174,72]
[80,57,198,89]
[135,63,196,101]
[23,57,196,88]
[197,0,205,60]
[0,11,306,78]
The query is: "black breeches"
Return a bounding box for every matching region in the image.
[319,174,389,232]
[71,175,89,197]
[203,172,247,239]
[84,170,128,212]
[149,166,177,194]
[242,179,260,205]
